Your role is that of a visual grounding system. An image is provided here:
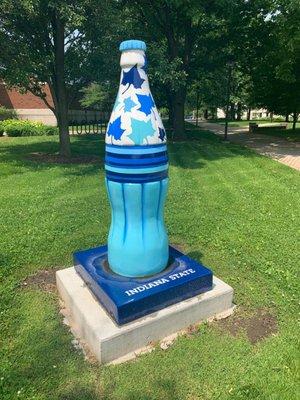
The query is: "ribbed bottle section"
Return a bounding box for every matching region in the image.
[105,144,169,277]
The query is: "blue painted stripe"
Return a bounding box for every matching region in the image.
[105,163,168,174]
[106,144,167,155]
[106,171,168,179]
[106,151,167,159]
[106,143,166,150]
[107,176,167,183]
[105,155,168,167]
[106,160,168,169]
[106,170,168,183]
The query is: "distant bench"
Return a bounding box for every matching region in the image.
[249,122,288,134]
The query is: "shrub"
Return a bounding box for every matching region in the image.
[0,119,58,137]
[41,125,58,136]
[0,106,18,121]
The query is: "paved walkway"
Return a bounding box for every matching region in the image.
[193,121,300,171]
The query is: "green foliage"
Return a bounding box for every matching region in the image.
[79,82,114,110]
[249,0,300,120]
[0,0,112,156]
[0,106,17,121]
[0,0,299,139]
[0,119,58,137]
[0,0,89,95]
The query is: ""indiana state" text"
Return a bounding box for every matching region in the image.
[125,268,196,297]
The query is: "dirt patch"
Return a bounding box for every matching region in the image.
[216,308,278,344]
[21,269,58,293]
[26,152,101,164]
[185,323,199,337]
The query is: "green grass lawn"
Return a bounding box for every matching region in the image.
[0,131,299,400]
[253,127,300,142]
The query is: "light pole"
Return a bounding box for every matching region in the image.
[224,60,234,141]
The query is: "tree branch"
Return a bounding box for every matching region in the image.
[27,86,55,114]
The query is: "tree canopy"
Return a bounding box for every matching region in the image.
[0,0,298,155]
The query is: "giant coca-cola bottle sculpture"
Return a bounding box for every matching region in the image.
[73,39,213,326]
[105,40,169,277]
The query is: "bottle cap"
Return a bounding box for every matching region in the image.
[119,40,146,52]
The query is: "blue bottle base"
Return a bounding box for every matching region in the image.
[74,245,213,325]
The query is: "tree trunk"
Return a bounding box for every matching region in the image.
[172,89,186,139]
[52,11,71,158]
[204,109,208,119]
[236,102,242,120]
[166,90,174,127]
[230,102,235,120]
[196,90,199,126]
[211,107,217,119]
[292,111,298,131]
[168,108,173,127]
[247,108,251,120]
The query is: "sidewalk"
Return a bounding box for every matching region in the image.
[193,121,300,171]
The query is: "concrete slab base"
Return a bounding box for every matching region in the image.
[56,267,234,365]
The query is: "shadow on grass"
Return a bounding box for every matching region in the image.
[0,130,258,176]
[58,387,100,400]
[186,250,204,263]
[0,134,105,176]
[60,380,184,400]
[104,380,184,400]
[168,130,257,170]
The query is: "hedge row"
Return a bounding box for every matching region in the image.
[0,119,58,137]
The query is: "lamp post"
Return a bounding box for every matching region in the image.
[224,60,234,141]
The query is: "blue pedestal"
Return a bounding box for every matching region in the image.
[74,245,213,325]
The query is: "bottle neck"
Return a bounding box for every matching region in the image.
[118,50,150,95]
[120,50,146,69]
[105,48,166,145]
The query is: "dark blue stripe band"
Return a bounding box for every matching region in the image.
[105,155,168,167]
[106,170,168,183]
[106,151,167,159]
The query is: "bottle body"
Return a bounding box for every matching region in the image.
[106,178,169,277]
[105,40,169,277]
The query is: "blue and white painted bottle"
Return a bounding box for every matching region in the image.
[105,40,169,277]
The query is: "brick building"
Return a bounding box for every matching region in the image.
[0,83,101,126]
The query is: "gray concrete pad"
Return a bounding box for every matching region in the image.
[56,267,234,364]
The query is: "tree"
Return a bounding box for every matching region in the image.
[120,0,234,138]
[80,83,114,111]
[250,0,300,129]
[0,0,92,157]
